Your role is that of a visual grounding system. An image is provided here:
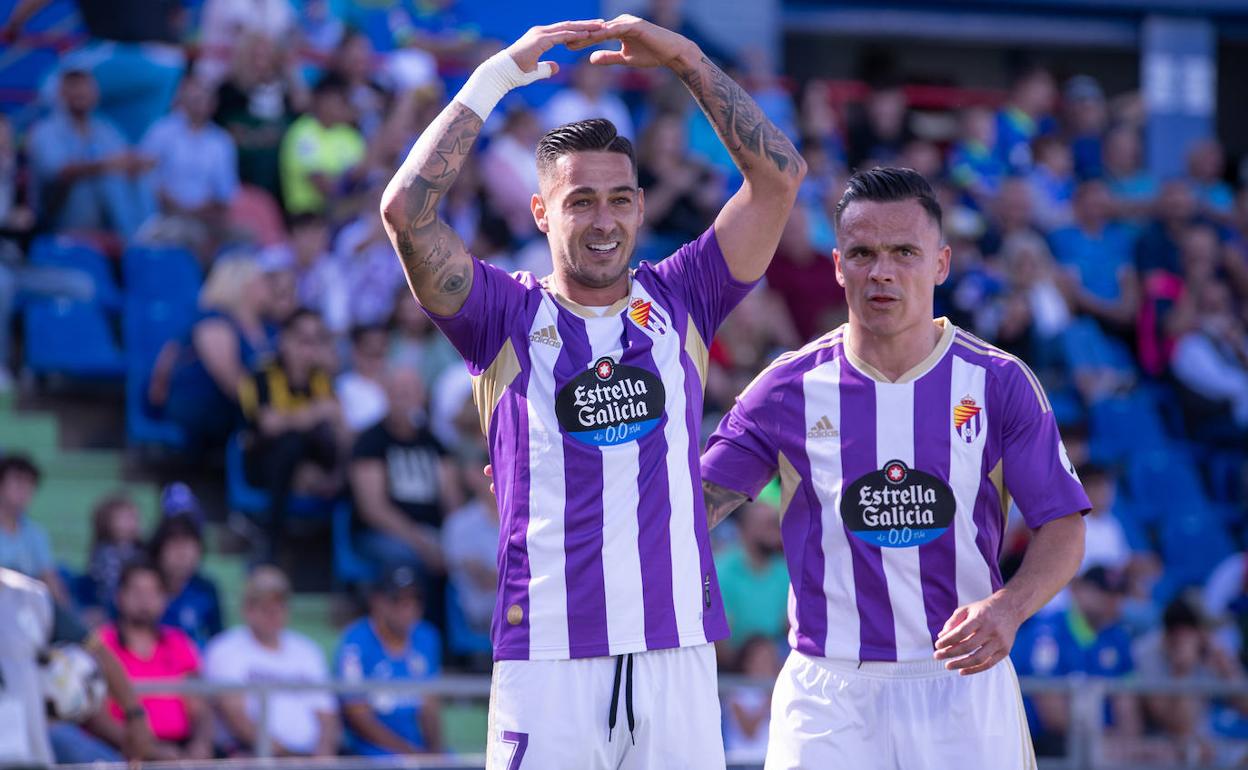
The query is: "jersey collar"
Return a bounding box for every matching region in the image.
[842,317,955,384]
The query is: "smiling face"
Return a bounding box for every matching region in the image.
[532,150,643,298]
[834,198,949,341]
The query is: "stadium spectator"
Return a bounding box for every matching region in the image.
[1012,566,1140,756]
[949,106,1007,206]
[715,490,788,660]
[94,560,213,760]
[845,78,912,170]
[150,513,223,649]
[337,324,390,434]
[213,32,308,201]
[82,492,145,617]
[272,213,346,331]
[196,0,298,86]
[137,77,240,259]
[26,69,153,239]
[335,565,443,756]
[1061,75,1108,181]
[327,30,391,140]
[0,454,69,605]
[1102,126,1158,222]
[387,289,460,389]
[1133,597,1248,764]
[330,209,409,327]
[441,437,499,639]
[1077,465,1132,573]
[994,230,1071,369]
[722,635,781,761]
[1185,138,1234,221]
[204,565,340,757]
[238,308,345,561]
[765,203,846,342]
[479,107,544,240]
[260,248,301,329]
[279,74,366,216]
[996,65,1058,173]
[635,111,722,251]
[340,0,482,62]
[1135,179,1198,279]
[1048,179,1139,334]
[0,114,34,237]
[149,256,276,449]
[1170,280,1248,434]
[1025,135,1075,232]
[349,365,457,582]
[543,58,635,140]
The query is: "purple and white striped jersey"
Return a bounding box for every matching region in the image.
[702,320,1091,663]
[425,227,751,661]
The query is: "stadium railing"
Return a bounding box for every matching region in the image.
[50,675,1248,770]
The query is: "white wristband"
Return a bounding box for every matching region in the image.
[453,51,555,121]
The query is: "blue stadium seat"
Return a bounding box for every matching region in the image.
[29,236,122,312]
[332,500,377,587]
[122,297,194,449]
[1156,510,1236,601]
[22,297,124,379]
[226,432,335,523]
[1088,393,1167,466]
[122,244,202,303]
[446,581,492,658]
[1124,447,1209,526]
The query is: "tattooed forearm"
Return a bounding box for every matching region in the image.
[381,102,483,312]
[676,55,803,179]
[704,480,748,530]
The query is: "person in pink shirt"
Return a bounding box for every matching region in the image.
[92,560,214,761]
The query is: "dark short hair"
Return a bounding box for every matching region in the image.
[0,454,41,484]
[1162,596,1205,634]
[313,72,349,99]
[148,513,203,564]
[834,167,942,234]
[118,557,164,592]
[288,212,327,231]
[536,118,636,181]
[282,307,324,333]
[350,323,388,346]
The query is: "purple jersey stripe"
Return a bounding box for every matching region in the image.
[491,349,534,657]
[779,370,827,657]
[676,314,728,644]
[839,361,897,661]
[914,354,958,646]
[555,312,610,658]
[626,319,680,648]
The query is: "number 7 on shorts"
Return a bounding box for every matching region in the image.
[501,730,528,769]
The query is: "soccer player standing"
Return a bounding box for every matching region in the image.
[701,168,1088,769]
[379,16,804,770]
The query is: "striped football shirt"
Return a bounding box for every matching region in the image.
[425,227,752,660]
[701,319,1091,662]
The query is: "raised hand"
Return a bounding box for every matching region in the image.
[504,19,606,76]
[571,14,696,69]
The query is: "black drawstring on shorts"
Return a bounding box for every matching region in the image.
[607,653,636,744]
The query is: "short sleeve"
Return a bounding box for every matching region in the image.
[422,258,529,375]
[28,524,55,576]
[203,634,242,682]
[702,395,779,500]
[998,363,1091,529]
[334,631,368,705]
[649,226,758,342]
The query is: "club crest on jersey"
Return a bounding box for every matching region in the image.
[840,460,957,548]
[628,299,668,335]
[555,356,666,447]
[953,395,984,444]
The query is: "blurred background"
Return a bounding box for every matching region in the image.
[1,0,1247,767]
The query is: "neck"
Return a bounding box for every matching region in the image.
[385,413,415,437]
[1078,216,1104,234]
[371,617,408,651]
[120,620,158,646]
[550,271,629,308]
[846,317,942,382]
[251,628,281,650]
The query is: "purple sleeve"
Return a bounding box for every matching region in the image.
[701,391,779,500]
[999,364,1092,529]
[421,258,528,375]
[651,225,758,342]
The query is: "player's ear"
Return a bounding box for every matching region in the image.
[636,186,645,224]
[935,243,952,286]
[532,193,549,234]
[832,249,846,288]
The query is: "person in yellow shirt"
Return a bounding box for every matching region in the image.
[279,75,366,215]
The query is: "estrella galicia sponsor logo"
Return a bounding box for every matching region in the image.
[840,460,956,548]
[555,357,665,447]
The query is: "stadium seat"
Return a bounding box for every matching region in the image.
[225,432,335,524]
[29,236,122,312]
[22,298,125,379]
[446,581,492,659]
[1124,447,1209,526]
[332,500,377,587]
[122,297,194,449]
[1088,393,1167,466]
[1156,511,1236,601]
[121,244,202,303]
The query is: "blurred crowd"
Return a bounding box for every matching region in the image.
[1,0,1248,764]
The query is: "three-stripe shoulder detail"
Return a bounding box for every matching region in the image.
[738,329,845,402]
[952,331,1051,413]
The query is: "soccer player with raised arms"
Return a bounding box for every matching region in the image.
[379,16,804,770]
[701,167,1090,769]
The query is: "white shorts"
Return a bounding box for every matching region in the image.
[486,644,725,770]
[765,650,1037,770]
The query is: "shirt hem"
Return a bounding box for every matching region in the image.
[493,628,728,661]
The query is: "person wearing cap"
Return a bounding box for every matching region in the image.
[1011,566,1140,756]
[333,566,443,756]
[149,513,223,649]
[714,480,788,661]
[204,566,340,757]
[1061,75,1107,181]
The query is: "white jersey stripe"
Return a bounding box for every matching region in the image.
[524,296,569,658]
[589,315,647,655]
[875,382,932,658]
[949,356,995,609]
[801,358,860,659]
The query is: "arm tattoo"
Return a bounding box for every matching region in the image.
[676,55,802,178]
[703,480,749,530]
[383,103,482,300]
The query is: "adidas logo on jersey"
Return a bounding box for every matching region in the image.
[807,415,839,439]
[529,325,561,348]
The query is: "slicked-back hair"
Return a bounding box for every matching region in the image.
[536,118,637,182]
[834,167,943,235]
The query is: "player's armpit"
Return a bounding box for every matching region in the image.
[703,480,748,529]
